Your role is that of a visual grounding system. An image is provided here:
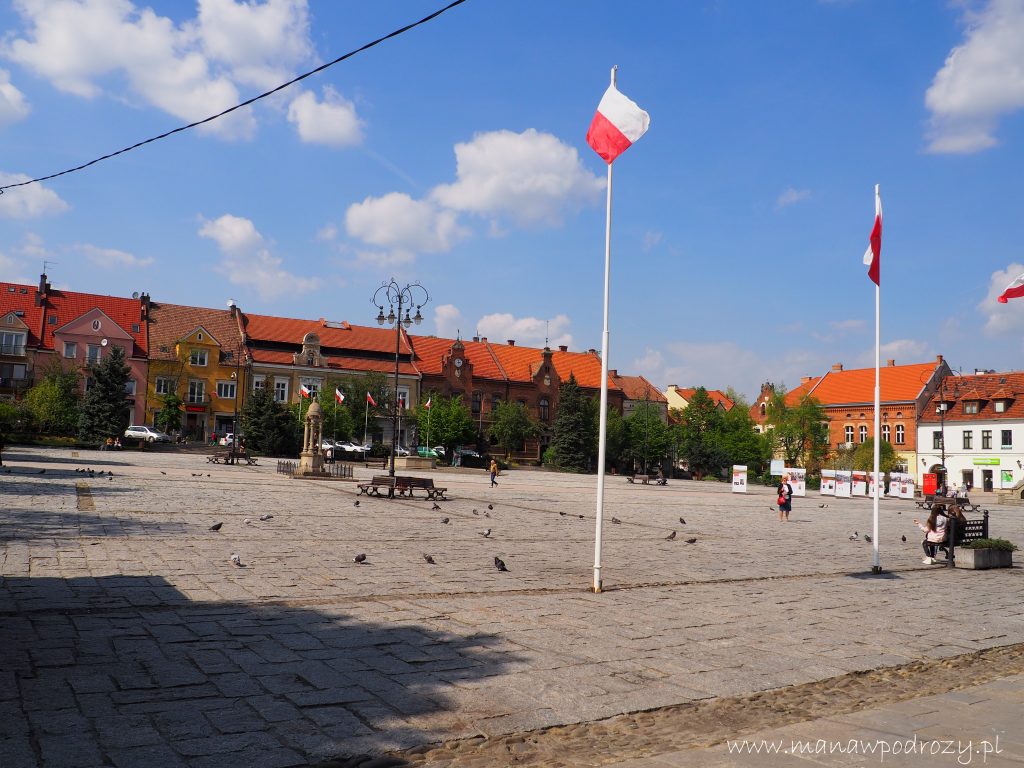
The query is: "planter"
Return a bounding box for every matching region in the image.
[956,548,1014,570]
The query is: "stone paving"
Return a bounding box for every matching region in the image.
[2,446,1023,767]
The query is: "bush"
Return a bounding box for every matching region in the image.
[962,538,1017,551]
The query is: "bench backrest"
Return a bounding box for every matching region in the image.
[396,476,433,488]
[371,475,395,486]
[948,513,989,545]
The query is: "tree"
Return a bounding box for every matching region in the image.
[851,438,898,473]
[548,374,595,472]
[154,393,183,434]
[414,394,474,460]
[24,362,80,434]
[317,378,355,442]
[241,387,300,456]
[676,387,728,479]
[488,400,541,459]
[766,390,830,471]
[78,346,132,444]
[717,405,773,476]
[603,405,627,470]
[621,400,671,473]
[336,372,389,444]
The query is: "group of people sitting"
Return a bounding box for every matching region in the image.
[914,502,968,565]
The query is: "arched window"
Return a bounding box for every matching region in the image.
[539,397,550,422]
[759,403,766,416]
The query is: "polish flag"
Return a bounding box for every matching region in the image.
[334,388,345,404]
[366,392,377,406]
[425,397,431,410]
[586,81,650,164]
[997,272,1024,303]
[299,384,312,398]
[863,185,882,286]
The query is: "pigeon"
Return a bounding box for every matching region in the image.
[108,476,113,481]
[353,553,367,564]
[819,503,828,508]
[864,535,872,543]
[685,537,697,544]
[209,522,223,532]
[230,553,241,567]
[901,535,907,543]
[206,474,211,477]
[769,506,776,511]
[472,509,480,515]
[611,517,622,525]
[441,517,449,524]
[160,471,167,475]
[353,500,360,507]
[849,531,858,540]
[243,518,253,526]
[107,471,113,477]
[679,517,687,525]
[480,528,492,538]
[559,511,566,517]
[432,503,442,511]
[488,504,493,510]
[665,531,677,541]
[484,512,490,518]
[423,554,436,564]
[39,469,46,474]
[259,514,273,521]
[494,556,508,572]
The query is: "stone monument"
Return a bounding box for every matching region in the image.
[298,399,326,476]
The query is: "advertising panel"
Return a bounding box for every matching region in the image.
[835,471,852,497]
[899,476,915,499]
[731,465,748,493]
[783,467,806,497]
[820,469,835,496]
[852,470,867,497]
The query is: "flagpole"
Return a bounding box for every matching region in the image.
[871,183,881,573]
[593,66,617,594]
[363,398,369,446]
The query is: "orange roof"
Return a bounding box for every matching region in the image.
[148,303,242,361]
[41,287,147,356]
[242,313,412,356]
[614,374,667,402]
[784,378,822,406]
[671,387,734,410]
[550,349,618,391]
[920,372,1024,424]
[250,348,418,375]
[0,282,44,347]
[800,362,938,406]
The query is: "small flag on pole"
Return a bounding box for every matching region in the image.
[398,394,406,409]
[586,82,650,164]
[299,384,312,398]
[366,392,377,406]
[863,185,882,286]
[997,272,1024,303]
[335,388,345,404]
[425,397,431,410]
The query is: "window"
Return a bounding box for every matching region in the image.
[933,431,943,450]
[881,424,890,442]
[274,378,288,403]
[0,363,27,380]
[187,380,205,404]
[396,386,409,408]
[0,331,27,355]
[982,430,992,449]
[124,380,136,396]
[1001,429,1012,449]
[63,341,77,359]
[859,425,868,443]
[963,401,979,414]
[252,375,266,392]
[963,431,973,450]
[301,378,323,399]
[895,425,905,444]
[86,344,102,364]
[156,378,173,395]
[759,403,766,416]
[844,426,854,443]
[471,392,481,415]
[217,381,237,399]
[189,349,208,366]
[84,377,94,392]
[47,315,57,325]
[995,400,1006,413]
[539,397,550,422]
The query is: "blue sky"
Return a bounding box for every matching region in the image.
[3,0,1024,401]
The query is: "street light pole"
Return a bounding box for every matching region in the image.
[373,279,429,477]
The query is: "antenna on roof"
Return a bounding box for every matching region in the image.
[42,260,57,274]
[131,292,139,299]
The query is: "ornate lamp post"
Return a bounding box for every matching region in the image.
[372,279,429,476]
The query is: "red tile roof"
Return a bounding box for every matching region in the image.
[148,303,243,361]
[614,374,667,402]
[242,313,412,355]
[249,348,418,375]
[920,372,1024,424]
[802,362,937,405]
[0,282,44,347]
[671,387,735,410]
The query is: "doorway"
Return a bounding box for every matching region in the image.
[982,469,994,493]
[961,469,974,492]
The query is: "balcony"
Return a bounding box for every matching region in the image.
[0,343,27,357]
[0,376,31,389]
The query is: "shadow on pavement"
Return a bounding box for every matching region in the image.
[0,575,522,768]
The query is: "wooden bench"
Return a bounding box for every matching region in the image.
[357,474,396,498]
[936,509,990,568]
[395,476,448,500]
[207,449,257,465]
[364,457,388,470]
[917,494,985,513]
[627,474,650,484]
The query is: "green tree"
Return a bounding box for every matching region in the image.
[766,390,830,471]
[851,438,898,473]
[78,346,132,444]
[548,374,594,472]
[24,362,80,434]
[414,393,474,460]
[603,404,627,469]
[488,400,541,459]
[622,400,671,473]
[717,405,772,475]
[154,392,183,434]
[317,378,355,442]
[242,387,300,456]
[677,388,728,479]
[336,372,389,445]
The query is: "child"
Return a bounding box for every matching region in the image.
[913,507,948,564]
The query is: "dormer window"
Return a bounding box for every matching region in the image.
[995,400,1007,413]
[964,401,979,414]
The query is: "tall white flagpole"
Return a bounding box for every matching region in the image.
[871,183,882,573]
[593,66,617,594]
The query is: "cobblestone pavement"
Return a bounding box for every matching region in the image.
[2,446,1023,767]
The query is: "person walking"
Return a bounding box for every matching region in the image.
[489,458,499,487]
[777,473,793,522]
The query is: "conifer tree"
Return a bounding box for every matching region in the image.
[548,374,594,472]
[78,345,132,444]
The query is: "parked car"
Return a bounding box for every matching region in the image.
[416,446,441,458]
[394,446,410,457]
[455,447,481,459]
[218,433,242,446]
[124,425,171,443]
[335,442,366,454]
[320,439,338,452]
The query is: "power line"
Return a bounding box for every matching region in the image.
[0,0,468,196]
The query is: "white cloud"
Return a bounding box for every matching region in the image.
[0,69,30,125]
[431,129,605,226]
[0,172,70,218]
[433,304,463,339]
[775,187,811,210]
[344,192,467,261]
[925,0,1024,154]
[2,0,323,139]
[198,213,316,299]
[980,262,1024,334]
[829,318,865,332]
[476,313,571,349]
[76,243,153,268]
[642,231,663,251]
[287,86,363,147]
[316,223,337,242]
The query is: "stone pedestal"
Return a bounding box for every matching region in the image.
[298,400,326,476]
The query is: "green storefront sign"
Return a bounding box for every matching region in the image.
[972,457,1000,465]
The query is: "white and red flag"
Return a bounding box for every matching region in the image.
[335,388,345,404]
[424,397,431,410]
[586,82,650,164]
[863,185,882,286]
[299,384,312,398]
[366,392,377,407]
[998,272,1024,303]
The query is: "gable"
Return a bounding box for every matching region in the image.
[179,326,222,348]
[54,308,134,342]
[1,311,30,332]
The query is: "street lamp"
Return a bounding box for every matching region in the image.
[372,279,429,476]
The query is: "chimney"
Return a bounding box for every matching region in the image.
[480,337,487,343]
[608,369,617,377]
[588,348,597,355]
[886,359,895,367]
[140,292,151,320]
[34,273,51,307]
[831,363,843,372]
[558,345,568,352]
[472,336,479,343]
[936,354,944,365]
[507,339,515,346]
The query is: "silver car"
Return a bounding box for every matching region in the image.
[124,425,171,443]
